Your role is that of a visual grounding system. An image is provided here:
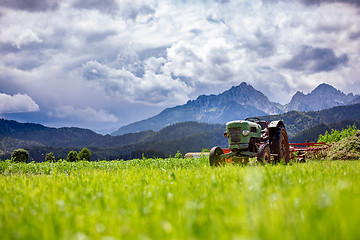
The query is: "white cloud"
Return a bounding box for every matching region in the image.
[49,106,118,123]
[82,60,193,105]
[0,27,43,48]
[0,93,40,113]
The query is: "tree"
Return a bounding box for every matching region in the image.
[174,150,183,159]
[11,148,29,163]
[67,151,79,162]
[45,152,56,162]
[78,148,91,161]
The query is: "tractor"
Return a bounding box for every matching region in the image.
[209,117,290,166]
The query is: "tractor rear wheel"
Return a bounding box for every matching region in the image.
[257,143,271,164]
[271,126,290,164]
[209,147,224,166]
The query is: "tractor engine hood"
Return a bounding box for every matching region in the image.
[225,120,261,151]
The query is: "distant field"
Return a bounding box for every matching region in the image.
[1,158,360,240]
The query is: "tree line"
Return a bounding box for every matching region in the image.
[9,148,92,163]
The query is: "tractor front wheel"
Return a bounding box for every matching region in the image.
[209,147,224,166]
[257,143,271,164]
[271,126,290,164]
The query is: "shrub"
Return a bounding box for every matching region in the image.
[318,124,358,143]
[11,149,29,163]
[78,148,91,161]
[174,151,183,159]
[67,151,79,162]
[45,152,56,162]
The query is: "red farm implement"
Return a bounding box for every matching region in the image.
[289,142,328,162]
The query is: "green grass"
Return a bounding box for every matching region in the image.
[1,158,360,240]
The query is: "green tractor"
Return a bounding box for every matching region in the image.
[210,117,290,166]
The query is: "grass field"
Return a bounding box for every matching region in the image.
[1,157,360,240]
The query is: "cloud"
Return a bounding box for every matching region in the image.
[0,93,40,113]
[0,28,43,49]
[301,0,360,7]
[0,0,360,130]
[0,0,59,12]
[71,0,154,19]
[282,45,349,73]
[48,106,118,123]
[82,60,193,104]
[72,0,119,13]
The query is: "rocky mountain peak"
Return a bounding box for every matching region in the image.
[112,82,283,135]
[292,91,305,97]
[220,82,281,114]
[186,82,281,114]
[311,83,341,95]
[285,83,356,112]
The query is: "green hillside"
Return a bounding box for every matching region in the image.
[262,104,360,137]
[290,120,360,143]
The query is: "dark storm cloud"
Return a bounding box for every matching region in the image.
[72,0,154,18]
[72,0,119,14]
[244,30,276,58]
[215,0,231,3]
[282,45,349,73]
[0,43,21,54]
[85,31,118,43]
[264,0,360,6]
[121,4,154,20]
[302,0,360,7]
[0,0,59,11]
[349,31,360,40]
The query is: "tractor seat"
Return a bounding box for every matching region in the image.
[257,121,267,130]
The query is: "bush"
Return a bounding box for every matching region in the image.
[318,124,358,143]
[174,151,183,159]
[78,148,91,161]
[45,152,56,162]
[11,149,29,163]
[67,151,79,162]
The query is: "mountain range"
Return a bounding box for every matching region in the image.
[112,82,358,135]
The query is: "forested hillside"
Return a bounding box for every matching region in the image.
[290,120,360,143]
[261,104,360,137]
[0,119,223,149]
[0,120,225,161]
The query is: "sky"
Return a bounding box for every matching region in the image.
[0,0,360,134]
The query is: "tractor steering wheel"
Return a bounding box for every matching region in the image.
[245,117,261,123]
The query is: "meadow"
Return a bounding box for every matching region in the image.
[1,157,360,240]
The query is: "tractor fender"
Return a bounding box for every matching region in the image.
[268,121,285,139]
[267,120,290,163]
[268,120,285,129]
